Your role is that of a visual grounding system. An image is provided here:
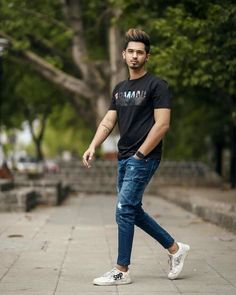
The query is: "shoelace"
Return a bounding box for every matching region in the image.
[168,254,182,270]
[102,268,118,278]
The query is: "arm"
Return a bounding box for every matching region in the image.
[134,108,171,159]
[82,110,117,168]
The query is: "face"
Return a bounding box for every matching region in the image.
[123,41,149,70]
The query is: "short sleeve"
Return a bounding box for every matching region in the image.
[152,80,172,109]
[109,83,120,110]
[109,93,117,110]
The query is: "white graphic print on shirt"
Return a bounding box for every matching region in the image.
[115,90,147,106]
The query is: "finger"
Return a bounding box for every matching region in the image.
[83,152,93,168]
[82,158,87,167]
[82,154,89,167]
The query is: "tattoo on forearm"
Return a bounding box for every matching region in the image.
[101,124,111,135]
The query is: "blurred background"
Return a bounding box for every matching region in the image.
[0,0,235,188]
[1,3,236,292]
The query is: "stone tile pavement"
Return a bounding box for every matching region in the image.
[0,193,236,295]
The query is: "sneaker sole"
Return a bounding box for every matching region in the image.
[93,280,132,286]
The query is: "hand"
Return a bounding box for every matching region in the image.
[82,146,95,168]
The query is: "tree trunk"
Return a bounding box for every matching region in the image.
[0,55,3,138]
[230,126,236,188]
[108,16,127,93]
[28,112,48,161]
[1,3,127,129]
[108,15,126,140]
[34,138,44,161]
[230,97,236,187]
[215,142,223,176]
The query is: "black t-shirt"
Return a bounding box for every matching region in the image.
[109,72,172,160]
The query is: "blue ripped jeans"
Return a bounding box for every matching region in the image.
[116,156,175,266]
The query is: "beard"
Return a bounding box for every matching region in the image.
[127,59,146,70]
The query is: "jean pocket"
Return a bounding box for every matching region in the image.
[131,155,143,162]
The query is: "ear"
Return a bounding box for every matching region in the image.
[122,50,126,60]
[146,53,150,62]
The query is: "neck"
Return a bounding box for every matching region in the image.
[129,68,147,80]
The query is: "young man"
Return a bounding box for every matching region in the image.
[83,28,190,285]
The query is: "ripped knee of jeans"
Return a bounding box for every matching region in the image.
[117,202,122,210]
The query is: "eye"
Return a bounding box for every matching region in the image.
[137,51,144,55]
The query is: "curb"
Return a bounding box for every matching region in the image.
[156,192,236,234]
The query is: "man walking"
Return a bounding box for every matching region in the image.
[82,28,190,285]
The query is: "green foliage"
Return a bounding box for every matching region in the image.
[43,103,93,157]
[1,58,93,158]
[1,0,97,159]
[1,0,73,69]
[1,58,69,159]
[110,0,235,162]
[149,2,236,95]
[1,0,235,165]
[2,59,64,127]
[144,1,235,161]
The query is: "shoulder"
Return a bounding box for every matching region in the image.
[147,73,170,88]
[113,80,127,93]
[148,74,172,103]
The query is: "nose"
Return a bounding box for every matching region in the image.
[132,51,138,58]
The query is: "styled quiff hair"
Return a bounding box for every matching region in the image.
[124,28,150,53]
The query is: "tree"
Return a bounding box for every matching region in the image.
[147,1,236,186]
[112,0,236,186]
[1,60,66,160]
[0,0,126,125]
[1,0,235,186]
[42,103,94,158]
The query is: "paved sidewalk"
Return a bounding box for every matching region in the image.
[0,193,236,295]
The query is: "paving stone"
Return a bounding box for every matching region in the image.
[0,194,235,295]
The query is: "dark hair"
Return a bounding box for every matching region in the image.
[124,28,150,53]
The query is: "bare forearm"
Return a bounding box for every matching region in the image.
[138,123,169,156]
[83,110,117,168]
[90,121,114,149]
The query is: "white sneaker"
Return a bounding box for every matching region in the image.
[93,267,132,286]
[168,242,190,280]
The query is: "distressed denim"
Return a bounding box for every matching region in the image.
[116,156,175,266]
